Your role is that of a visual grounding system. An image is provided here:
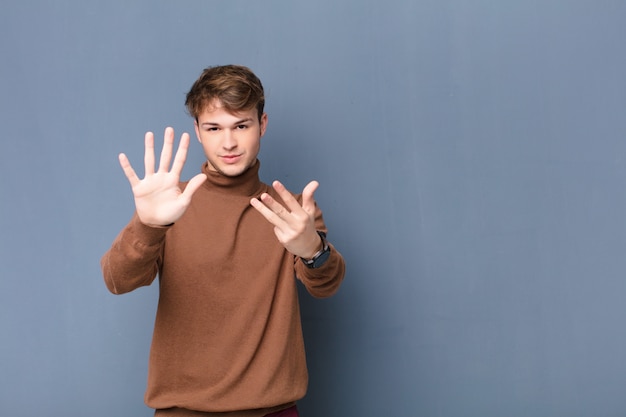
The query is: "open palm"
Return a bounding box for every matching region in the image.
[118,127,207,227]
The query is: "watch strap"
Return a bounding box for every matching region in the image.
[301,231,330,268]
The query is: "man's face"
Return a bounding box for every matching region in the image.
[194,101,267,177]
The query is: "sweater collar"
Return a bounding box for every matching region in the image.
[201,159,264,196]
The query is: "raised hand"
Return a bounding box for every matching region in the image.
[250,180,323,259]
[118,127,207,227]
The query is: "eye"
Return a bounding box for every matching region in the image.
[204,127,219,132]
[236,124,248,130]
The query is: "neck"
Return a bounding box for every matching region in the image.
[201,159,263,196]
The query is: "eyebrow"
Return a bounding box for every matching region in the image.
[200,118,254,127]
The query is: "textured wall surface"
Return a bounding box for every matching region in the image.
[2,1,626,416]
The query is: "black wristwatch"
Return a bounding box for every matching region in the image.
[301,231,331,269]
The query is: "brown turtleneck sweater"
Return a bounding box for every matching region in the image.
[101,161,345,417]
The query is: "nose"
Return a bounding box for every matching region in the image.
[222,129,237,150]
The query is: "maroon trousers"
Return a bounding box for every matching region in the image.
[265,405,299,417]
[155,404,299,417]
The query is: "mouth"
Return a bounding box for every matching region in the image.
[220,154,242,164]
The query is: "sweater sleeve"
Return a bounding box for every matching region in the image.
[100,213,168,295]
[294,204,346,298]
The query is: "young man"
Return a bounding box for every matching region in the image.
[101,65,345,417]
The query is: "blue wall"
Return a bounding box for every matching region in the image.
[2,1,626,416]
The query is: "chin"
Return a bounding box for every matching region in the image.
[216,164,249,177]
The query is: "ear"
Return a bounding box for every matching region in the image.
[194,119,201,143]
[259,113,268,137]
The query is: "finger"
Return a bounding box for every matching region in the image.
[158,127,175,172]
[260,191,295,220]
[144,132,155,176]
[250,197,288,230]
[271,180,303,213]
[170,132,190,176]
[301,180,319,215]
[118,153,140,187]
[181,173,207,200]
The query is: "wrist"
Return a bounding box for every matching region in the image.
[140,220,175,228]
[301,231,331,269]
[301,233,323,259]
[137,213,176,228]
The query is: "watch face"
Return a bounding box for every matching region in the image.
[312,248,331,268]
[302,231,331,268]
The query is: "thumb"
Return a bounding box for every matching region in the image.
[301,180,319,214]
[181,173,208,200]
